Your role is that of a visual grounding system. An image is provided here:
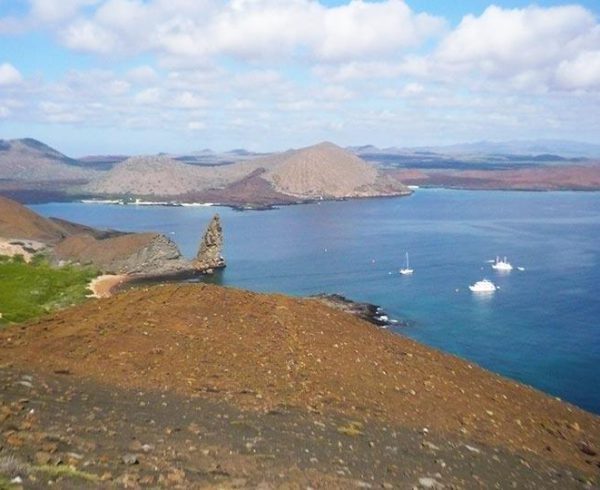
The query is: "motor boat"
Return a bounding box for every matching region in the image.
[469,279,496,293]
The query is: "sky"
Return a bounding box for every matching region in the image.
[0,0,599,155]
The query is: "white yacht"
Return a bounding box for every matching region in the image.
[492,256,513,271]
[400,252,414,275]
[469,279,496,293]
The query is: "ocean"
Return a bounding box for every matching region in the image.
[31,189,600,414]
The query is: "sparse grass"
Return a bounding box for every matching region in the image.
[0,454,99,485]
[0,255,98,324]
[337,421,364,436]
[33,465,99,482]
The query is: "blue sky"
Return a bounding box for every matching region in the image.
[0,1,599,155]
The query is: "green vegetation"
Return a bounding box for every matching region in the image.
[0,255,98,324]
[0,476,15,490]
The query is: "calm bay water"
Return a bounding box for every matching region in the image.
[31,190,600,414]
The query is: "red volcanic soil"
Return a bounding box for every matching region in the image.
[1,283,599,479]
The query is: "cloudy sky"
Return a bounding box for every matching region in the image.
[1,0,599,155]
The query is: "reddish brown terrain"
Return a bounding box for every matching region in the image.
[390,163,600,190]
[0,196,204,275]
[1,284,599,487]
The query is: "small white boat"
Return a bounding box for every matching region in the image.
[400,252,414,275]
[469,279,496,293]
[492,256,513,271]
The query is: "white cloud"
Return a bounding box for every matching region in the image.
[49,0,445,63]
[2,2,600,151]
[30,0,101,24]
[0,63,23,85]
[135,88,162,105]
[316,0,444,62]
[555,51,600,90]
[187,121,206,131]
[60,19,118,54]
[433,5,600,90]
[172,91,209,109]
[127,65,159,84]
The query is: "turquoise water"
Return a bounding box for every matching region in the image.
[31,190,600,414]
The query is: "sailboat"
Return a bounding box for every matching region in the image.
[400,252,414,275]
[492,256,513,271]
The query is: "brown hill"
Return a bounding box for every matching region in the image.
[84,143,410,203]
[264,142,397,198]
[2,283,599,477]
[0,195,70,243]
[0,195,201,274]
[0,138,98,181]
[84,155,239,196]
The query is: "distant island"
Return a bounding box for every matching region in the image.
[0,139,410,208]
[2,137,600,207]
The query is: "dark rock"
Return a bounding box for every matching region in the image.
[311,293,404,327]
[194,214,225,272]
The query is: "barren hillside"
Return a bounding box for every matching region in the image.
[0,195,70,242]
[0,138,99,181]
[2,283,599,478]
[83,155,229,196]
[265,142,377,198]
[84,143,410,202]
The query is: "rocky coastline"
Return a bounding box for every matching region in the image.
[0,195,226,277]
[312,293,407,328]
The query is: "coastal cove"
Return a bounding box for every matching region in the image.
[31,189,600,415]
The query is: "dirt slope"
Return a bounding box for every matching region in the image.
[0,196,69,243]
[1,367,591,488]
[1,283,599,477]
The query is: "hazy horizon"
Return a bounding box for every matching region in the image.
[1,1,599,155]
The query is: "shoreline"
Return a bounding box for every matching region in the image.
[87,274,129,299]
[7,185,600,209]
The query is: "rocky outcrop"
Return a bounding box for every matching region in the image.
[194,214,225,273]
[1,196,229,277]
[52,233,189,275]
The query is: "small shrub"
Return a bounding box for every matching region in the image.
[0,454,29,478]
